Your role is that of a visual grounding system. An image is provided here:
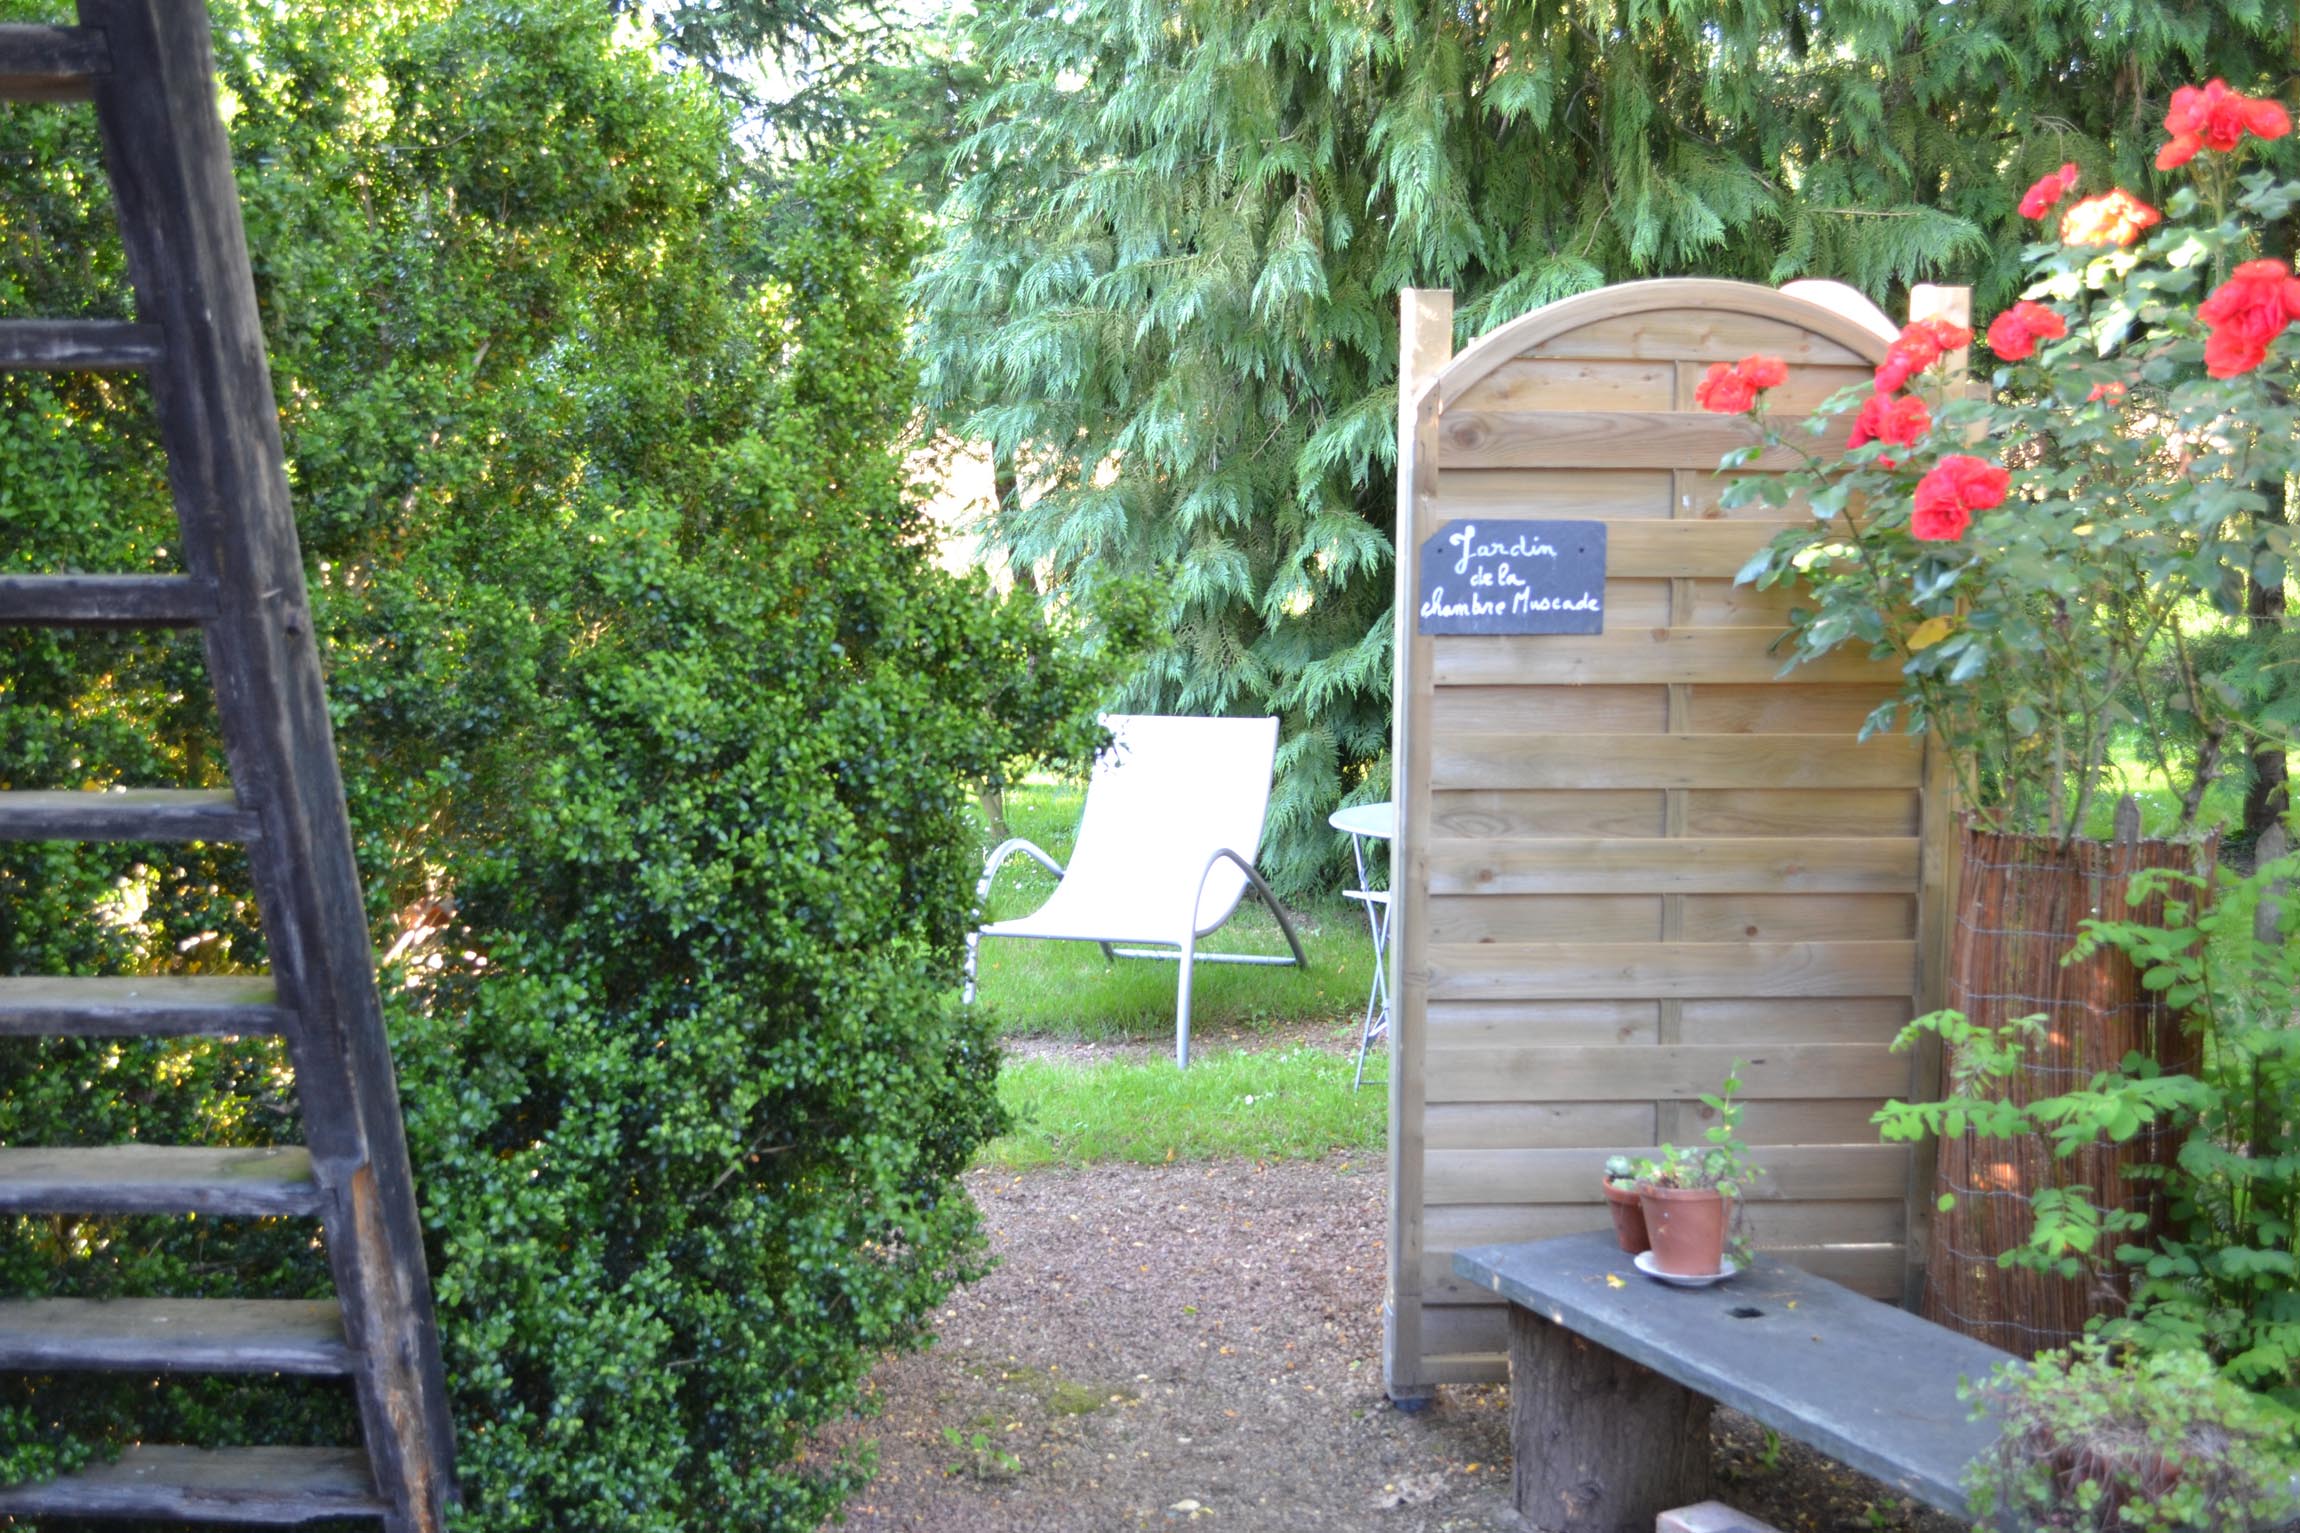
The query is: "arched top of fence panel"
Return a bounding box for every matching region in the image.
[1422,278,1897,418]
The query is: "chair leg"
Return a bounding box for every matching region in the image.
[962,930,982,1005]
[1176,932,1198,1069]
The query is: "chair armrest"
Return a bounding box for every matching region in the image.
[975,837,1066,911]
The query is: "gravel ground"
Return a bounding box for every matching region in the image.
[810,1156,1971,1533]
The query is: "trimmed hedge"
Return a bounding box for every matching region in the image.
[0,2,1103,1524]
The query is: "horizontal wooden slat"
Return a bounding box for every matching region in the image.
[1541,310,1870,365]
[1439,410,1853,472]
[1433,627,1887,686]
[1426,997,1661,1046]
[1430,467,1673,517]
[0,319,164,370]
[1686,682,1895,732]
[0,1298,349,1374]
[0,789,255,842]
[1431,684,1668,735]
[1428,894,1664,944]
[0,976,289,1037]
[1678,894,1916,943]
[1606,521,1806,578]
[1678,577,1805,626]
[1424,1101,1660,1150]
[0,1145,320,1217]
[1425,1198,1906,1256]
[1424,1143,1910,1207]
[1679,997,1914,1045]
[1428,940,1916,1000]
[1434,732,1920,791]
[1454,358,1676,412]
[1431,789,1665,839]
[1686,788,1919,836]
[0,23,107,102]
[1424,1042,1911,1103]
[0,1446,383,1524]
[0,574,217,627]
[1415,1352,1508,1384]
[1426,893,1913,945]
[1430,836,1920,895]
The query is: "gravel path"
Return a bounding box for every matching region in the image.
[812,1156,1968,1532]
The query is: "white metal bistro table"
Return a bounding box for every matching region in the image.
[1328,801,1395,1089]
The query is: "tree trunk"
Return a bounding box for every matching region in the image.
[1508,1308,1713,1533]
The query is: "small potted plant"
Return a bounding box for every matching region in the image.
[1600,1154,1649,1254]
[1635,1065,1763,1277]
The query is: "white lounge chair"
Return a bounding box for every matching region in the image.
[963,714,1307,1067]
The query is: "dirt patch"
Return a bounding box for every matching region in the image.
[811,1158,1970,1533]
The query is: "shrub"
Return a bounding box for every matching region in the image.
[1727,86,2300,839]
[0,3,1114,1526]
[1966,1341,2300,1532]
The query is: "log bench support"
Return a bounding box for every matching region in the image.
[1509,1308,1714,1532]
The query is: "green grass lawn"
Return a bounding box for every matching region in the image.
[983,1046,1386,1170]
[965,779,1378,1044]
[966,777,1387,1168]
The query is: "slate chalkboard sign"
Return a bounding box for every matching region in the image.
[1416,519,1607,635]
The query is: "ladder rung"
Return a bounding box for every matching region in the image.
[0,1297,349,1374]
[0,23,107,102]
[0,1145,321,1217]
[0,788,256,842]
[0,318,164,370]
[0,975,290,1036]
[0,573,218,627]
[0,1445,384,1525]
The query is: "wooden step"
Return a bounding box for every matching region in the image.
[0,975,291,1037]
[0,1297,350,1374]
[0,23,106,102]
[0,573,218,627]
[0,318,163,370]
[0,788,257,842]
[0,1145,322,1217]
[0,1445,384,1524]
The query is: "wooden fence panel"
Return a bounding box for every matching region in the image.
[1385,280,1950,1397]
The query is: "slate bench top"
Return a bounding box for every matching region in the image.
[1453,1230,2015,1517]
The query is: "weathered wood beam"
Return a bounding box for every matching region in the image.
[0,23,107,102]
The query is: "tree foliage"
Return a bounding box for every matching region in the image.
[916,0,2289,892]
[0,1,1108,1524]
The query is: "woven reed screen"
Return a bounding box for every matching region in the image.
[1924,825,2207,1352]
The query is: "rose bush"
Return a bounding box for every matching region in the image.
[1725,81,2300,839]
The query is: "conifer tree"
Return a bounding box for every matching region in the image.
[915,0,2286,893]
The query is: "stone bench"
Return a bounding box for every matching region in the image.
[1453,1230,2011,1533]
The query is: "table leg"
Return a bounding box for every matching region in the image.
[1508,1307,1714,1533]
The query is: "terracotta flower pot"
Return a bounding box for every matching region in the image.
[1638,1186,1730,1276]
[1601,1179,1650,1254]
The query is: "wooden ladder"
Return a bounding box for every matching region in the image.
[0,3,456,1528]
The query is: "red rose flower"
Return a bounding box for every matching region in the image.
[1738,353,1789,390]
[1911,455,2009,542]
[1847,391,1931,467]
[1693,355,1787,413]
[2157,80,2291,170]
[1873,319,1970,392]
[1694,361,1758,413]
[2060,189,2162,248]
[2196,259,2300,377]
[2087,380,2127,404]
[1984,300,2070,362]
[2018,163,2079,219]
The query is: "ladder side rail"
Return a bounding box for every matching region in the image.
[78,3,455,1527]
